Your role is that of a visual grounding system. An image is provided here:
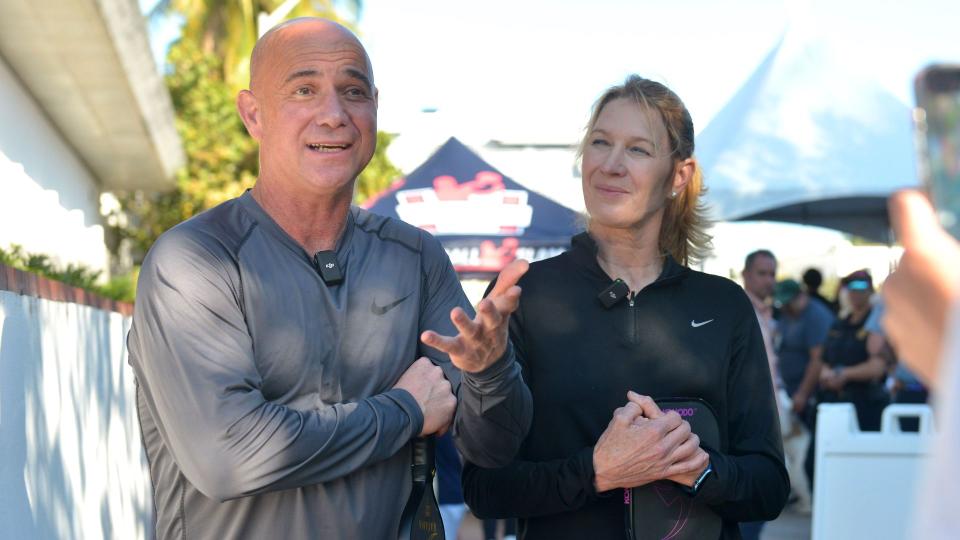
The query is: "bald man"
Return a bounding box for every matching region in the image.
[128,19,532,539]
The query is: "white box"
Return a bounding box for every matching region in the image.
[812,403,935,540]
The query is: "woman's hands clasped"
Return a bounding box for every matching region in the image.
[592,392,710,492]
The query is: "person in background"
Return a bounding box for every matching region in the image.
[462,75,788,539]
[742,249,781,390]
[863,297,928,432]
[883,190,960,538]
[800,270,888,495]
[774,280,835,420]
[818,270,889,432]
[802,267,838,314]
[773,279,835,488]
[738,249,781,540]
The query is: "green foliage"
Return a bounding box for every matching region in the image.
[355,131,403,204]
[168,41,260,211]
[153,0,353,94]
[0,245,137,303]
[113,41,258,259]
[0,243,22,267]
[98,269,140,303]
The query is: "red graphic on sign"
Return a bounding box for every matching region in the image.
[433,171,505,200]
[478,237,520,270]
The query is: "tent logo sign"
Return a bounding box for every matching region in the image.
[395,171,534,236]
[445,239,566,273]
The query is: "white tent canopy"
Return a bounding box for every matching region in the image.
[697,32,919,242]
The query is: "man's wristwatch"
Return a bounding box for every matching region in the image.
[683,462,714,496]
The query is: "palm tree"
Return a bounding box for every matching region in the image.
[150,0,361,93]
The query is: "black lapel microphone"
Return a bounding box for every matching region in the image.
[313,250,344,285]
[598,278,630,308]
[397,437,444,540]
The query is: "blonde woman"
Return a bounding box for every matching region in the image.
[462,75,788,539]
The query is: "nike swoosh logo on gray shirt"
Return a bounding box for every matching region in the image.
[372,293,412,315]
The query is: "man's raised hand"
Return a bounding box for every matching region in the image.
[421,259,529,373]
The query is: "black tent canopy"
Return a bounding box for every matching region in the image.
[363,137,582,276]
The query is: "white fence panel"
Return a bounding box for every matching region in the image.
[812,403,934,540]
[0,291,151,539]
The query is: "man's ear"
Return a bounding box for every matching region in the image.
[237,90,262,141]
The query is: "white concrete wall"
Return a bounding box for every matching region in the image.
[0,56,109,274]
[0,291,151,539]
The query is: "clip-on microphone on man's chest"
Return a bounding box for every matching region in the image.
[313,250,343,285]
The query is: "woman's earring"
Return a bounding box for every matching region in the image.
[671,191,677,198]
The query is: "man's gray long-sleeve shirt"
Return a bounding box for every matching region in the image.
[128,192,531,539]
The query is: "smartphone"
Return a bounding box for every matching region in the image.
[914,65,960,238]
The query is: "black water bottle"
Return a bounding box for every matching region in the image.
[397,437,445,540]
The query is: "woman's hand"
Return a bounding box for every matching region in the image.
[664,448,711,488]
[592,392,701,492]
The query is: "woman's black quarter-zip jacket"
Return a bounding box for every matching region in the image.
[463,232,789,540]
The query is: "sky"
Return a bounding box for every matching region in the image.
[357,0,960,143]
[142,0,960,144]
[355,0,959,282]
[139,0,960,279]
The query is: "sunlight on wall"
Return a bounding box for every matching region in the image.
[0,154,108,276]
[0,54,109,275]
[0,292,150,539]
